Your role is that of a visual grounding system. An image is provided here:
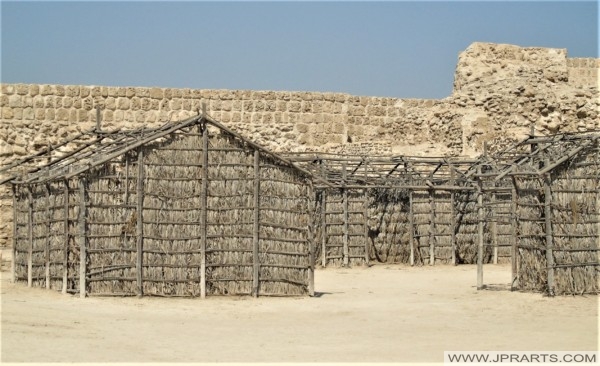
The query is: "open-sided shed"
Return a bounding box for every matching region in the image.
[5,114,315,297]
[478,132,600,295]
[286,152,496,267]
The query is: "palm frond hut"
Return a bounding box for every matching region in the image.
[4,114,316,298]
[285,152,489,267]
[477,132,600,295]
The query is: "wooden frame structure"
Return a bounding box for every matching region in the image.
[285,152,499,267]
[475,132,600,295]
[4,114,316,298]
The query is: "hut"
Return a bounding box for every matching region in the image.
[4,114,316,298]
[478,132,600,295]
[285,152,489,267]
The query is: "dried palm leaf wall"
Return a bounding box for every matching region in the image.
[514,149,599,295]
[12,122,313,297]
[13,179,81,293]
[318,189,368,267]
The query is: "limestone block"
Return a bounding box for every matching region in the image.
[74,87,88,99]
[141,98,152,111]
[90,86,102,97]
[77,110,89,122]
[149,88,163,99]
[1,84,14,95]
[15,84,28,95]
[129,97,141,110]
[2,107,13,119]
[8,94,21,108]
[45,109,55,120]
[243,101,254,112]
[23,107,34,120]
[117,97,131,110]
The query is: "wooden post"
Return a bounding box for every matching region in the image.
[409,190,415,266]
[78,178,87,298]
[27,186,33,287]
[342,162,349,267]
[200,122,209,298]
[477,167,484,290]
[252,149,260,297]
[11,184,17,284]
[491,191,498,265]
[44,184,51,289]
[450,169,457,265]
[95,107,102,133]
[320,161,327,267]
[543,174,555,296]
[408,162,415,266]
[429,188,435,266]
[307,181,315,296]
[136,150,144,297]
[363,160,369,266]
[510,181,518,291]
[62,180,69,294]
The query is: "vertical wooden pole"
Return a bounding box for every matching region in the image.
[44,184,51,289]
[200,122,209,298]
[429,188,435,266]
[363,160,369,266]
[78,178,87,298]
[320,161,327,267]
[62,180,69,294]
[408,163,415,266]
[252,150,260,297]
[450,169,457,265]
[27,186,33,287]
[510,181,518,291]
[136,150,144,297]
[409,190,415,266]
[491,191,498,264]
[342,162,349,267]
[11,184,17,284]
[307,181,315,296]
[543,174,555,296]
[477,167,484,290]
[95,107,102,133]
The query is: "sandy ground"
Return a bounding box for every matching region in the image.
[1,264,597,363]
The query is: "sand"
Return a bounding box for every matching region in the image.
[1,263,597,363]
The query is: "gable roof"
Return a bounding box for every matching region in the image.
[1,114,325,186]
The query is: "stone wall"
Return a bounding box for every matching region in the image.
[0,42,598,251]
[567,58,600,88]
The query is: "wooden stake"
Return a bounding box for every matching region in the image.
[11,184,17,284]
[477,167,484,290]
[409,190,415,266]
[342,161,349,267]
[78,178,87,298]
[136,150,144,297]
[62,180,69,294]
[252,149,260,297]
[543,173,555,296]
[429,188,435,266]
[27,186,33,287]
[307,181,315,296]
[491,191,498,265]
[44,184,51,289]
[510,181,518,291]
[200,122,209,298]
[96,107,102,133]
[320,161,327,267]
[363,160,369,266]
[450,168,457,265]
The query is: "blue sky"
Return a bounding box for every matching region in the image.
[1,1,598,99]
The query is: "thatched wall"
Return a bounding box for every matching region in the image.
[317,189,368,267]
[514,150,600,295]
[11,121,313,297]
